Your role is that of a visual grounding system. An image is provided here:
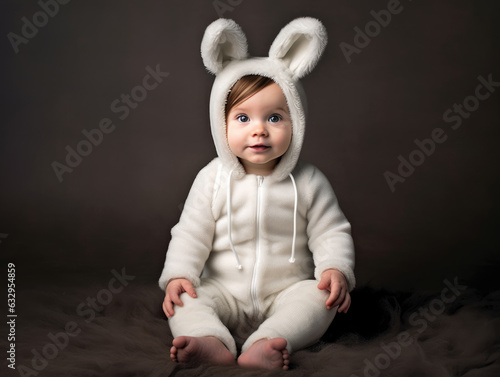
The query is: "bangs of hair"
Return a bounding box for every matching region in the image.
[225,75,275,117]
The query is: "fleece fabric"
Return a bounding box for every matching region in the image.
[158,158,355,302]
[158,17,355,352]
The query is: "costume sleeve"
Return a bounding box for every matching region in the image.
[158,161,219,290]
[305,165,356,291]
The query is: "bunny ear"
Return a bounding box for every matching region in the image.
[269,18,327,79]
[201,19,249,75]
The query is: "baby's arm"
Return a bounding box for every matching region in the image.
[163,279,198,318]
[317,269,351,313]
[301,164,355,305]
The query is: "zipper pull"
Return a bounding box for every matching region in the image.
[257,176,264,187]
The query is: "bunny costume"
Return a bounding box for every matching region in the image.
[159,18,355,356]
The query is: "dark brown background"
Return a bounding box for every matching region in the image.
[1,0,499,292]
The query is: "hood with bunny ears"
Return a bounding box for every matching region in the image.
[201,17,327,182]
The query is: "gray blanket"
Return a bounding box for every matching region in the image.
[12,283,500,377]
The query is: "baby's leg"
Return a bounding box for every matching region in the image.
[241,280,336,360]
[168,279,239,363]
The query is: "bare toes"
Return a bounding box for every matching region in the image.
[170,346,178,362]
[170,336,235,365]
[238,338,289,370]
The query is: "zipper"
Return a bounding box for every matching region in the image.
[250,175,264,315]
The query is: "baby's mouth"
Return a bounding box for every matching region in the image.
[249,144,271,152]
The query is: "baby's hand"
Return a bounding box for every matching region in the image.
[163,278,197,318]
[317,269,351,313]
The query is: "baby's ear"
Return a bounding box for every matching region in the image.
[269,17,328,79]
[201,19,249,75]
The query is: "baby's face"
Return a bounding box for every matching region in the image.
[226,83,292,176]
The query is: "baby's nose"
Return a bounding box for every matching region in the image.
[252,121,269,137]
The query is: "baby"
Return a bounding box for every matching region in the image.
[159,18,355,370]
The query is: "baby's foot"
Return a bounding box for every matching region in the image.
[238,338,290,370]
[170,336,235,365]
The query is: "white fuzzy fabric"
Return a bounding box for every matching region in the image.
[158,159,356,295]
[158,19,355,352]
[201,19,249,75]
[269,17,328,79]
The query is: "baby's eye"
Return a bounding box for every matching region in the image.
[268,114,282,123]
[236,114,249,123]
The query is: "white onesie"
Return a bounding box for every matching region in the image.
[158,17,355,356]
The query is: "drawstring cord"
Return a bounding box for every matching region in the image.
[288,173,298,263]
